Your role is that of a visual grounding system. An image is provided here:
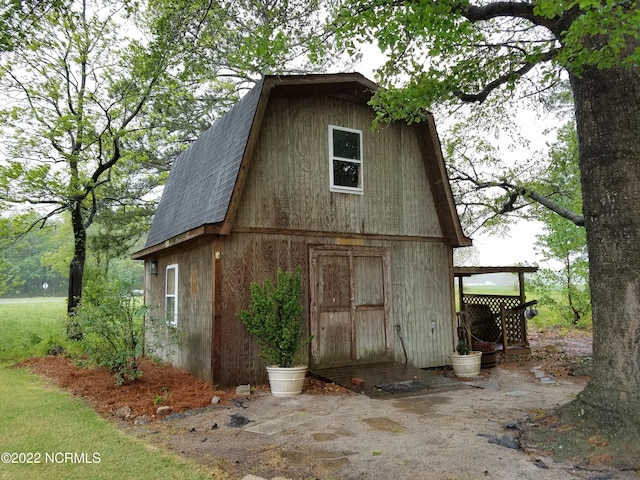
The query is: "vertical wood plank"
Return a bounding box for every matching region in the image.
[211,237,223,385]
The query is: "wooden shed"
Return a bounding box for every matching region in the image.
[132,73,471,387]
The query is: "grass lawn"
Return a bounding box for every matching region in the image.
[0,365,212,480]
[0,298,216,479]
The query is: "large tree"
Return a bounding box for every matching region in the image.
[334,0,640,459]
[0,0,199,312]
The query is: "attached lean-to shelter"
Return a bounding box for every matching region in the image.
[454,266,539,354]
[132,73,471,387]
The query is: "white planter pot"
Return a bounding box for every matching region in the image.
[448,351,482,378]
[266,365,307,397]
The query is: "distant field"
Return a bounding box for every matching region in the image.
[0,297,66,304]
[456,284,524,295]
[0,297,67,363]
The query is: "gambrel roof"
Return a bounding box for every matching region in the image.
[142,79,264,249]
[133,73,470,259]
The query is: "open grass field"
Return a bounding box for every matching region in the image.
[0,298,68,364]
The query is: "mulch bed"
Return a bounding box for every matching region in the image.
[21,356,349,421]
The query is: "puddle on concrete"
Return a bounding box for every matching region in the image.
[281,449,352,477]
[363,416,406,432]
[392,395,450,415]
[333,427,356,437]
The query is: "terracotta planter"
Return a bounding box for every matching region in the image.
[266,365,307,397]
[448,351,482,378]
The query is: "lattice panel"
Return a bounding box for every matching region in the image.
[462,294,527,346]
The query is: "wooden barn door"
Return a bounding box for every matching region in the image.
[310,246,392,368]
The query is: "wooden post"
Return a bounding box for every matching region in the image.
[500,302,508,353]
[518,271,528,346]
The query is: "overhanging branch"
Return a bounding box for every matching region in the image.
[522,187,584,226]
[452,169,585,226]
[457,49,558,103]
[460,1,567,36]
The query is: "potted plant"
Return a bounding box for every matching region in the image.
[448,339,482,378]
[239,268,312,397]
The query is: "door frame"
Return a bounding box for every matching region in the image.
[309,245,394,368]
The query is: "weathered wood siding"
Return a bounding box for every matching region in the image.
[214,94,455,384]
[216,233,454,385]
[144,93,456,386]
[234,95,442,237]
[387,241,455,367]
[217,232,310,385]
[144,239,213,382]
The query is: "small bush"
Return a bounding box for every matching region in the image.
[456,340,471,355]
[71,276,147,385]
[239,269,311,368]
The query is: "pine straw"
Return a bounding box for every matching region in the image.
[21,356,349,421]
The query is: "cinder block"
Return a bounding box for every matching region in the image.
[236,384,251,395]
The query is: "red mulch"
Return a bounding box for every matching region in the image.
[21,356,349,421]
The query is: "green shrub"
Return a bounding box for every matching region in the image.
[456,340,471,355]
[71,276,147,385]
[239,269,312,368]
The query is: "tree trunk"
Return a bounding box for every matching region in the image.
[67,201,87,315]
[568,56,640,428]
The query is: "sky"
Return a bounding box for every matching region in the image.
[472,220,544,267]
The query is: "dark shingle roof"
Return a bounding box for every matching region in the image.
[144,79,264,248]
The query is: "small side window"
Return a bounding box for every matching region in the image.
[165,264,178,326]
[329,125,363,194]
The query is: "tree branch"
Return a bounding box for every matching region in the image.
[521,187,585,226]
[455,171,585,226]
[457,48,558,103]
[460,1,565,37]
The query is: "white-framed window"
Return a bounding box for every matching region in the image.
[165,264,178,326]
[329,125,363,194]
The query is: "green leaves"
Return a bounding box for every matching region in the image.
[531,0,640,74]
[239,269,310,368]
[72,274,148,385]
[529,121,590,327]
[334,0,638,122]
[148,0,340,84]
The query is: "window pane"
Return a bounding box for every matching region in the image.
[166,267,175,295]
[333,160,360,188]
[333,129,360,160]
[166,297,176,323]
